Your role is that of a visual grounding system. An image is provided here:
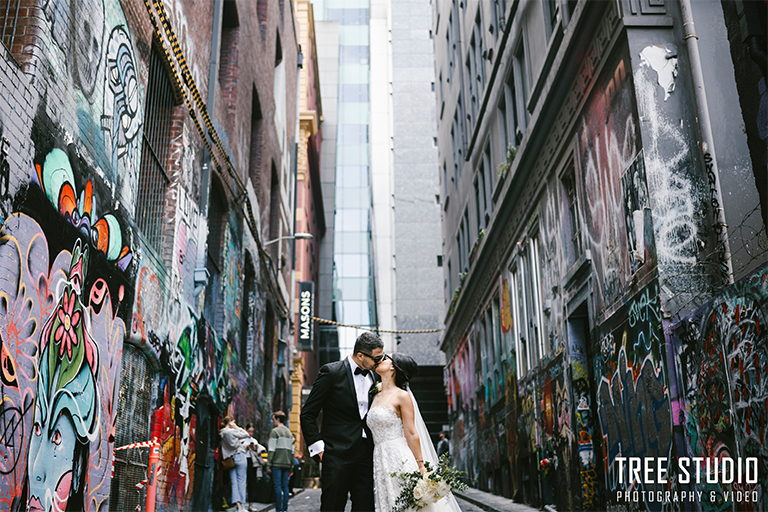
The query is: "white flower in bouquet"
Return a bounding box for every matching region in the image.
[413,477,430,501]
[434,480,451,500]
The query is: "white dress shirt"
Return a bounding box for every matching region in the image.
[307,355,374,457]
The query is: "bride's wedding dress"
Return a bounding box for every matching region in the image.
[367,391,462,512]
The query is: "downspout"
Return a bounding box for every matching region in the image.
[195,0,224,293]
[679,0,734,284]
[288,49,303,375]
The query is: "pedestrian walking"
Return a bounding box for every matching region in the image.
[220,416,251,511]
[437,432,450,459]
[267,411,295,512]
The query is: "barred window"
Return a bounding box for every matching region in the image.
[137,47,175,252]
[1,0,26,62]
[562,163,583,265]
[110,344,153,512]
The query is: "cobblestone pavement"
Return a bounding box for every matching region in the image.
[253,488,505,511]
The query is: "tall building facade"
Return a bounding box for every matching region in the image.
[0,0,303,509]
[314,0,380,362]
[310,0,449,437]
[434,0,767,509]
[291,0,326,454]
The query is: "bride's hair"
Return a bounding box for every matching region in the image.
[390,353,419,390]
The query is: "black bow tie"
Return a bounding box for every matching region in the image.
[354,367,369,377]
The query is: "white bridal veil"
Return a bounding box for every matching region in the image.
[408,388,463,512]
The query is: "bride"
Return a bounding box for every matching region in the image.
[367,353,462,512]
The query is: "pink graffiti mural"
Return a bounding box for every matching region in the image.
[0,214,125,512]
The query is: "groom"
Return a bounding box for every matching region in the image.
[301,331,384,511]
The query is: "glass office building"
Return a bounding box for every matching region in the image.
[315,0,377,362]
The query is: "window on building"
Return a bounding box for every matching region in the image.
[443,161,450,198]
[447,258,453,298]
[137,46,176,253]
[483,143,494,213]
[474,177,484,234]
[510,261,528,374]
[513,37,530,132]
[504,68,521,147]
[1,0,29,62]
[249,86,264,188]
[544,0,558,38]
[457,207,470,273]
[562,162,583,266]
[465,52,475,127]
[498,96,508,158]
[269,162,281,256]
[523,233,545,363]
[205,177,228,333]
[438,70,444,115]
[240,254,255,370]
[478,314,495,408]
[490,0,500,40]
[457,97,465,155]
[447,13,455,75]
[462,208,470,270]
[219,1,240,91]
[510,232,545,374]
[451,111,461,185]
[456,231,464,274]
[473,10,485,88]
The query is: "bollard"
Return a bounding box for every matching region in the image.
[145,438,160,512]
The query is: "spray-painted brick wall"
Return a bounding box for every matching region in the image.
[0,0,299,510]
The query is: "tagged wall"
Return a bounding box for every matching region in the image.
[0,107,133,512]
[669,263,768,512]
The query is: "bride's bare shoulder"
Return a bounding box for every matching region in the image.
[394,387,410,404]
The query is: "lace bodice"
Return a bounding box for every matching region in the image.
[367,406,405,444]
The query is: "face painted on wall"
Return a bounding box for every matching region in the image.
[26,410,79,512]
[25,239,99,512]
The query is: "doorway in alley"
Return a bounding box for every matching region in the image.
[567,303,605,511]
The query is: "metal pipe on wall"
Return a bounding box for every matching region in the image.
[679,0,734,285]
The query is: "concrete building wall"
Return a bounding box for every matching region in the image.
[314,19,339,364]
[390,0,444,365]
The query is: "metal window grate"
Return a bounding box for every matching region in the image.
[1,0,22,56]
[137,47,174,252]
[109,344,153,512]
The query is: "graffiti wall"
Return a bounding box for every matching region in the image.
[596,281,673,511]
[669,262,768,512]
[578,40,643,311]
[0,108,133,512]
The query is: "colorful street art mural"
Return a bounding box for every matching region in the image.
[597,282,672,512]
[0,211,128,511]
[669,263,768,512]
[578,40,642,311]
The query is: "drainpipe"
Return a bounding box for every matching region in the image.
[195,0,224,293]
[679,0,734,285]
[287,48,304,422]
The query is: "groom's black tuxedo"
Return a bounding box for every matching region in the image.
[301,358,379,511]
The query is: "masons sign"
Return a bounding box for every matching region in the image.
[299,281,314,350]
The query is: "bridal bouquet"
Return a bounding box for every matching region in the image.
[390,454,468,512]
